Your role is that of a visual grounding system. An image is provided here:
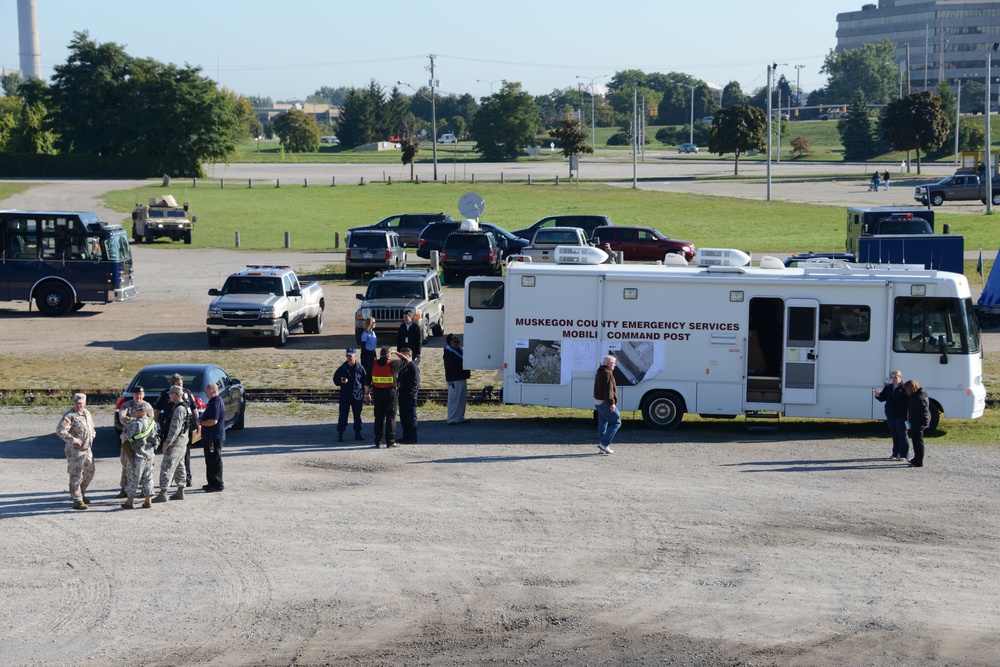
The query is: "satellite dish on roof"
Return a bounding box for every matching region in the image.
[458,192,485,220]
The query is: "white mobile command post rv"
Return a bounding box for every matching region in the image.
[463,247,985,430]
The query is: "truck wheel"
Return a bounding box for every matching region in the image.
[71,303,85,312]
[303,309,323,334]
[183,230,192,245]
[208,333,221,347]
[145,229,155,244]
[345,267,356,280]
[992,193,1000,206]
[431,316,444,337]
[34,282,74,317]
[641,390,685,430]
[420,321,429,344]
[928,402,941,433]
[133,224,142,243]
[931,193,944,207]
[275,319,289,347]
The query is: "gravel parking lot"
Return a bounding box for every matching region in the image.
[2,175,999,666]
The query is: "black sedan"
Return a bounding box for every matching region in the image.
[114,363,246,435]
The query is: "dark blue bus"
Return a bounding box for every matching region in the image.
[1,210,138,316]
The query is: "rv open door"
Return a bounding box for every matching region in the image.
[463,277,506,370]
[782,299,820,404]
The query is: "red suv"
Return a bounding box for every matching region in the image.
[592,226,695,262]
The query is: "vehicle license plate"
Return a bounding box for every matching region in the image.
[363,252,373,259]
[463,254,472,260]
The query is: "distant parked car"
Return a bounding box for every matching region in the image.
[512,215,613,241]
[348,213,453,248]
[678,143,699,154]
[320,136,340,144]
[345,230,406,278]
[441,230,503,281]
[114,363,245,435]
[700,116,714,125]
[438,133,457,143]
[592,226,696,262]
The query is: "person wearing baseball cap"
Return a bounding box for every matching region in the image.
[333,347,367,442]
[56,393,96,510]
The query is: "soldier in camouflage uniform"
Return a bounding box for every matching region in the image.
[116,386,153,499]
[56,393,96,510]
[153,386,190,503]
[121,403,158,509]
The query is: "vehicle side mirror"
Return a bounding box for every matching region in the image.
[356,293,364,300]
[938,335,948,364]
[230,378,241,386]
[208,288,220,296]
[287,289,301,297]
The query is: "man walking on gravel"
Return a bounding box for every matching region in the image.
[594,355,621,455]
[56,393,96,510]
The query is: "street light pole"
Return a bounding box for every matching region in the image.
[428,54,438,181]
[476,79,500,95]
[794,64,805,107]
[678,83,695,147]
[576,74,607,150]
[987,42,998,214]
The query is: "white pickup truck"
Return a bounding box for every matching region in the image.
[520,227,593,263]
[206,265,325,347]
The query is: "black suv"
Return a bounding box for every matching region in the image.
[419,221,526,260]
[440,231,503,282]
[513,215,614,241]
[348,213,452,248]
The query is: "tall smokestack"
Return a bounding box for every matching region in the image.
[17,0,42,80]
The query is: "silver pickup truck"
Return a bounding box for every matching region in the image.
[206,265,325,347]
[521,227,593,263]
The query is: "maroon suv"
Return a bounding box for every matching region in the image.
[592,226,695,262]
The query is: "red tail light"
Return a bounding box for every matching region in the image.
[345,249,352,259]
[488,248,495,263]
[385,249,392,260]
[194,396,206,410]
[441,248,447,261]
[115,396,127,410]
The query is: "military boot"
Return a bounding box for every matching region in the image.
[152,491,169,503]
[72,499,89,510]
[170,486,185,501]
[142,495,153,509]
[116,489,128,499]
[121,496,134,509]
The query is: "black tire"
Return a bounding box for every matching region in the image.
[275,318,288,347]
[208,333,221,347]
[431,316,444,337]
[145,229,155,244]
[183,230,192,245]
[928,402,941,433]
[641,390,685,430]
[992,193,1000,206]
[34,282,74,317]
[443,270,455,284]
[345,267,356,280]
[303,308,324,334]
[133,224,142,243]
[420,321,429,344]
[71,303,85,312]
[232,402,246,430]
[930,193,944,207]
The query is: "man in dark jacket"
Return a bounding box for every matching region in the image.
[369,346,404,448]
[593,355,620,455]
[443,334,470,425]
[396,347,420,443]
[904,379,931,467]
[333,347,367,442]
[874,370,909,460]
[396,310,422,361]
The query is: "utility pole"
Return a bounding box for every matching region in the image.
[987,43,998,214]
[632,84,638,189]
[906,42,912,172]
[794,64,805,107]
[955,78,961,165]
[428,54,438,181]
[766,63,773,201]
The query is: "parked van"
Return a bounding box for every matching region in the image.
[437,133,457,143]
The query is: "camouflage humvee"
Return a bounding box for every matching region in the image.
[131,195,196,244]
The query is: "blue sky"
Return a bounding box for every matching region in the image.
[2,0,867,101]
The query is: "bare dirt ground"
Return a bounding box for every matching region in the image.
[2,175,1000,667]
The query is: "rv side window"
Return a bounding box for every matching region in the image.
[468,280,504,309]
[818,305,870,342]
[892,297,979,354]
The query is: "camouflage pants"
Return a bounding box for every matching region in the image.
[125,453,154,498]
[159,444,187,492]
[119,447,129,490]
[65,444,95,501]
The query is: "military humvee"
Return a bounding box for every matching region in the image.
[131,195,195,244]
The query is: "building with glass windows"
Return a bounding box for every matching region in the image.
[837,0,1000,106]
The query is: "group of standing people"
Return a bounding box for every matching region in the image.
[874,370,930,467]
[336,309,458,447]
[55,372,227,511]
[869,170,892,192]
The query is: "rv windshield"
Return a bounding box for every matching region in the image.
[892,297,980,355]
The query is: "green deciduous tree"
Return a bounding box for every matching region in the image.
[838,90,879,161]
[272,109,321,152]
[882,91,950,173]
[721,81,748,109]
[550,116,593,176]
[821,39,900,106]
[708,104,766,175]
[470,82,540,161]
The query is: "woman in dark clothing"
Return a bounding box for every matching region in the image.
[874,370,909,460]
[904,379,931,467]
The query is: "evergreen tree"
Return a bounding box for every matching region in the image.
[838,90,877,161]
